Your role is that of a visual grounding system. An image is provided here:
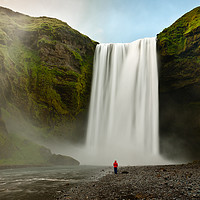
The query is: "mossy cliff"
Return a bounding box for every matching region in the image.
[157,7,200,160]
[0,7,97,142]
[0,7,96,165]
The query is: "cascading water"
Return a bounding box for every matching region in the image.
[84,37,160,165]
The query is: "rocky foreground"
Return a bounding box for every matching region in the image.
[57,162,200,200]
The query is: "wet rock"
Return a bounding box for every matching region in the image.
[121,171,129,174]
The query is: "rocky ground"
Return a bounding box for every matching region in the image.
[57,162,200,200]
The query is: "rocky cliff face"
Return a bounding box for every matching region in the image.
[0,7,96,165]
[157,7,200,160]
[0,7,97,141]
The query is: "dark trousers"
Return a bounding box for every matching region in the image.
[114,167,117,174]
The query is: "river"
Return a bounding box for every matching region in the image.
[0,165,110,200]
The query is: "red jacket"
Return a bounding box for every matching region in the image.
[113,161,118,168]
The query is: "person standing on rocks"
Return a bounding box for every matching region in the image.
[113,160,118,174]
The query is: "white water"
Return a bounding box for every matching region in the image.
[50,37,174,165]
[83,37,161,165]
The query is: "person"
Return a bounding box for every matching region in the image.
[113,160,118,174]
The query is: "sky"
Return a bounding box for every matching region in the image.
[0,0,200,43]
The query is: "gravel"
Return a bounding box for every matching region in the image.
[57,162,200,200]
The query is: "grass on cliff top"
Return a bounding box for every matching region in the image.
[157,6,200,55]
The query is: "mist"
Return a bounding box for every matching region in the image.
[0,95,189,166]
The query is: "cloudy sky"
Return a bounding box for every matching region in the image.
[0,0,199,43]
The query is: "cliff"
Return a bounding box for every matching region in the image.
[0,6,96,165]
[157,7,200,160]
[0,7,97,141]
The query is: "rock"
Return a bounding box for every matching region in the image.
[48,154,80,166]
[0,6,97,142]
[57,164,199,200]
[0,6,96,165]
[121,171,129,174]
[157,6,200,160]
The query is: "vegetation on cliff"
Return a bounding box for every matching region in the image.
[0,6,96,165]
[0,7,97,139]
[157,6,200,91]
[157,6,200,160]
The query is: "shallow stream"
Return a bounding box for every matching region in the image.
[0,165,110,200]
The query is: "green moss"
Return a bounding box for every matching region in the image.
[37,37,57,46]
[158,6,200,91]
[75,55,93,113]
[71,49,83,64]
[157,7,200,56]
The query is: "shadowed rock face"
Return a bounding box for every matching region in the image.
[157,7,200,160]
[0,6,97,141]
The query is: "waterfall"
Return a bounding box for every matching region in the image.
[85,37,159,165]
